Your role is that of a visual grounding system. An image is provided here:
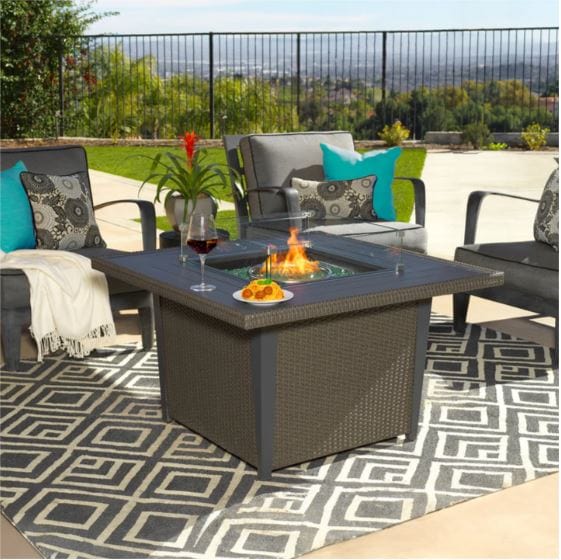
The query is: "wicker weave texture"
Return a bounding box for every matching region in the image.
[160,295,423,472]
[160,299,258,466]
[273,302,418,469]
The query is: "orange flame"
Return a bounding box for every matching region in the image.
[261,228,320,278]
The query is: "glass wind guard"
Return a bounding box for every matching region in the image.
[235,211,314,248]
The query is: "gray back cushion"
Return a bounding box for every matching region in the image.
[239,132,354,215]
[0,145,93,201]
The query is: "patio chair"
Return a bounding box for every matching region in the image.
[1,145,156,371]
[453,184,559,366]
[223,132,427,252]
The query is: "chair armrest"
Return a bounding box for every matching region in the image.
[223,135,250,227]
[249,187,303,231]
[250,187,302,215]
[395,177,426,226]
[464,190,539,245]
[231,176,249,217]
[94,199,157,251]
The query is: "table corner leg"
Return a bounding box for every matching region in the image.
[153,295,171,422]
[251,329,278,482]
[407,299,432,441]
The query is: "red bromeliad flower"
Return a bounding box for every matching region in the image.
[181,131,198,168]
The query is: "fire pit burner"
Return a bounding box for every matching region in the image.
[207,228,380,283]
[247,261,334,284]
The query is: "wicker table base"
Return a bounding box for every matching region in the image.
[158,296,430,476]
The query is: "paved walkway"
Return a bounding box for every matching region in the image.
[89,150,558,257]
[423,150,557,258]
[89,169,235,251]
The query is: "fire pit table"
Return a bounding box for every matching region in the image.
[92,231,502,479]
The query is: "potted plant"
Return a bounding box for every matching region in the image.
[139,131,229,231]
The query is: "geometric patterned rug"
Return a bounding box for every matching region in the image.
[1,318,558,559]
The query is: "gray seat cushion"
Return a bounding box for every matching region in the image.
[455,241,559,301]
[0,248,137,310]
[74,247,127,259]
[75,247,139,295]
[305,220,427,253]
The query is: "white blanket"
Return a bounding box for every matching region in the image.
[0,249,116,361]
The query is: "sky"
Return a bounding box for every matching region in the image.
[86,0,559,35]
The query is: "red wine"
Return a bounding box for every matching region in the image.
[188,238,218,254]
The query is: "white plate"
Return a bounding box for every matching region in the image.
[233,289,294,307]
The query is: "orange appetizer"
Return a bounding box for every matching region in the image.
[241,279,284,301]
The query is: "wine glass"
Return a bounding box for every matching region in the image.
[187,213,218,292]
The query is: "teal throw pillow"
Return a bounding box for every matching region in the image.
[0,161,36,252]
[320,143,402,221]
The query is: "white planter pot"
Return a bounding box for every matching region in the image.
[164,194,218,231]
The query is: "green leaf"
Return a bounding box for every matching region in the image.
[138,172,164,196]
[150,152,163,173]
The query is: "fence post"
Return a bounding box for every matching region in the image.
[296,32,301,121]
[209,32,215,139]
[58,39,65,137]
[381,31,387,101]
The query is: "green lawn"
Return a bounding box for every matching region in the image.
[154,211,238,239]
[89,145,426,237]
[85,145,233,202]
[392,148,426,221]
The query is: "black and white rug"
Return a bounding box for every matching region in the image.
[1,319,558,559]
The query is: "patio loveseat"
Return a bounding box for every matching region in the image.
[223,132,427,252]
[0,145,156,371]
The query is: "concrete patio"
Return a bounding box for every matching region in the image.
[1,149,558,558]
[84,148,559,258]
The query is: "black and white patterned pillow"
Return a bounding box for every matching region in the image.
[20,172,106,250]
[291,176,377,220]
[534,167,559,251]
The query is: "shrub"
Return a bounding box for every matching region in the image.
[378,120,410,146]
[521,123,550,150]
[0,0,113,138]
[486,142,508,151]
[409,88,457,138]
[462,122,491,149]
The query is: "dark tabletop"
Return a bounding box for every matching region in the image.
[92,232,503,330]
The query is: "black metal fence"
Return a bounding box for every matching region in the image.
[59,27,558,139]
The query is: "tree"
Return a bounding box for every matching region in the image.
[542,79,558,97]
[213,76,297,135]
[434,85,469,110]
[0,0,114,138]
[74,46,168,139]
[408,87,457,139]
[355,91,411,139]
